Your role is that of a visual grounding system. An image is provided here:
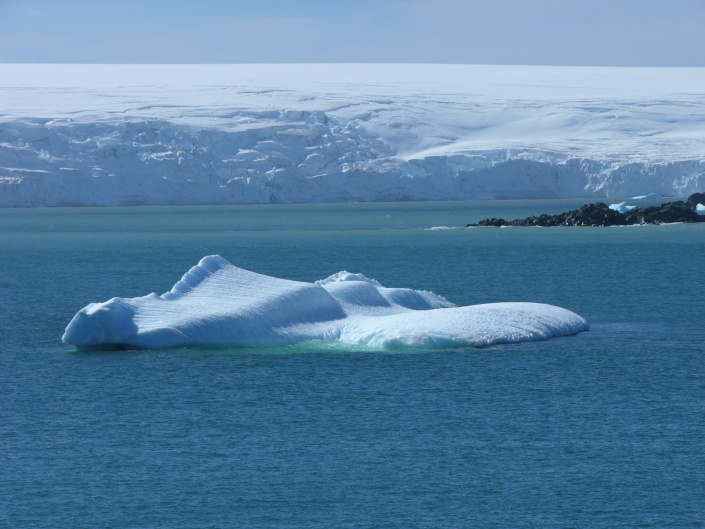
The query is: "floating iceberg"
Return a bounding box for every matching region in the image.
[632,193,663,200]
[62,256,589,351]
[697,203,705,214]
[608,202,638,213]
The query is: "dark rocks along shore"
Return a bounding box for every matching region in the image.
[468,193,705,227]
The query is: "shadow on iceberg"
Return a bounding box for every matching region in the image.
[63,255,589,352]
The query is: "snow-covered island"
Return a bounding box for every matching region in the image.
[3,64,705,207]
[62,255,589,351]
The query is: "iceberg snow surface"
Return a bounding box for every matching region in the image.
[608,202,638,213]
[62,256,589,351]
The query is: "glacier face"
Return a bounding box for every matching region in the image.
[3,64,705,206]
[62,255,589,351]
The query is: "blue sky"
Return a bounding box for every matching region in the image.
[1,0,704,66]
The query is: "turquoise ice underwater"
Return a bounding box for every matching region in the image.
[2,200,705,528]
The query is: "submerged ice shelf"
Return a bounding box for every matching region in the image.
[62,256,589,351]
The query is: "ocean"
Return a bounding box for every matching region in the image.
[1,199,704,528]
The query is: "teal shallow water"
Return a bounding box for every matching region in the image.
[1,200,704,528]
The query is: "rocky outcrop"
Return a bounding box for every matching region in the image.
[623,200,703,224]
[685,192,705,209]
[469,193,705,227]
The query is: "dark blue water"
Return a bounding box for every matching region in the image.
[1,201,704,528]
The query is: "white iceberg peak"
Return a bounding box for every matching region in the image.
[315,271,383,287]
[608,202,638,214]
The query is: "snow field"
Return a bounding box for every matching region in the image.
[2,64,705,206]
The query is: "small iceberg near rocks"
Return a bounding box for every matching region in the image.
[697,203,705,214]
[63,256,589,351]
[608,202,638,214]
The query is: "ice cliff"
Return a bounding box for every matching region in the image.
[3,64,705,206]
[62,255,589,351]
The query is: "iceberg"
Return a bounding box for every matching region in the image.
[62,256,589,351]
[608,202,638,213]
[632,193,663,200]
[697,203,705,214]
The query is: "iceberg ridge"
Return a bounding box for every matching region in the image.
[62,256,589,351]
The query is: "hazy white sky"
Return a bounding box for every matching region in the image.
[1,0,704,66]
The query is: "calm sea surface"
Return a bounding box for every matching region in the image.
[1,199,704,529]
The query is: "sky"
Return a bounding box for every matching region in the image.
[1,0,704,66]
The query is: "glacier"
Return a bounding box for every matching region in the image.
[3,63,705,207]
[62,255,589,351]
